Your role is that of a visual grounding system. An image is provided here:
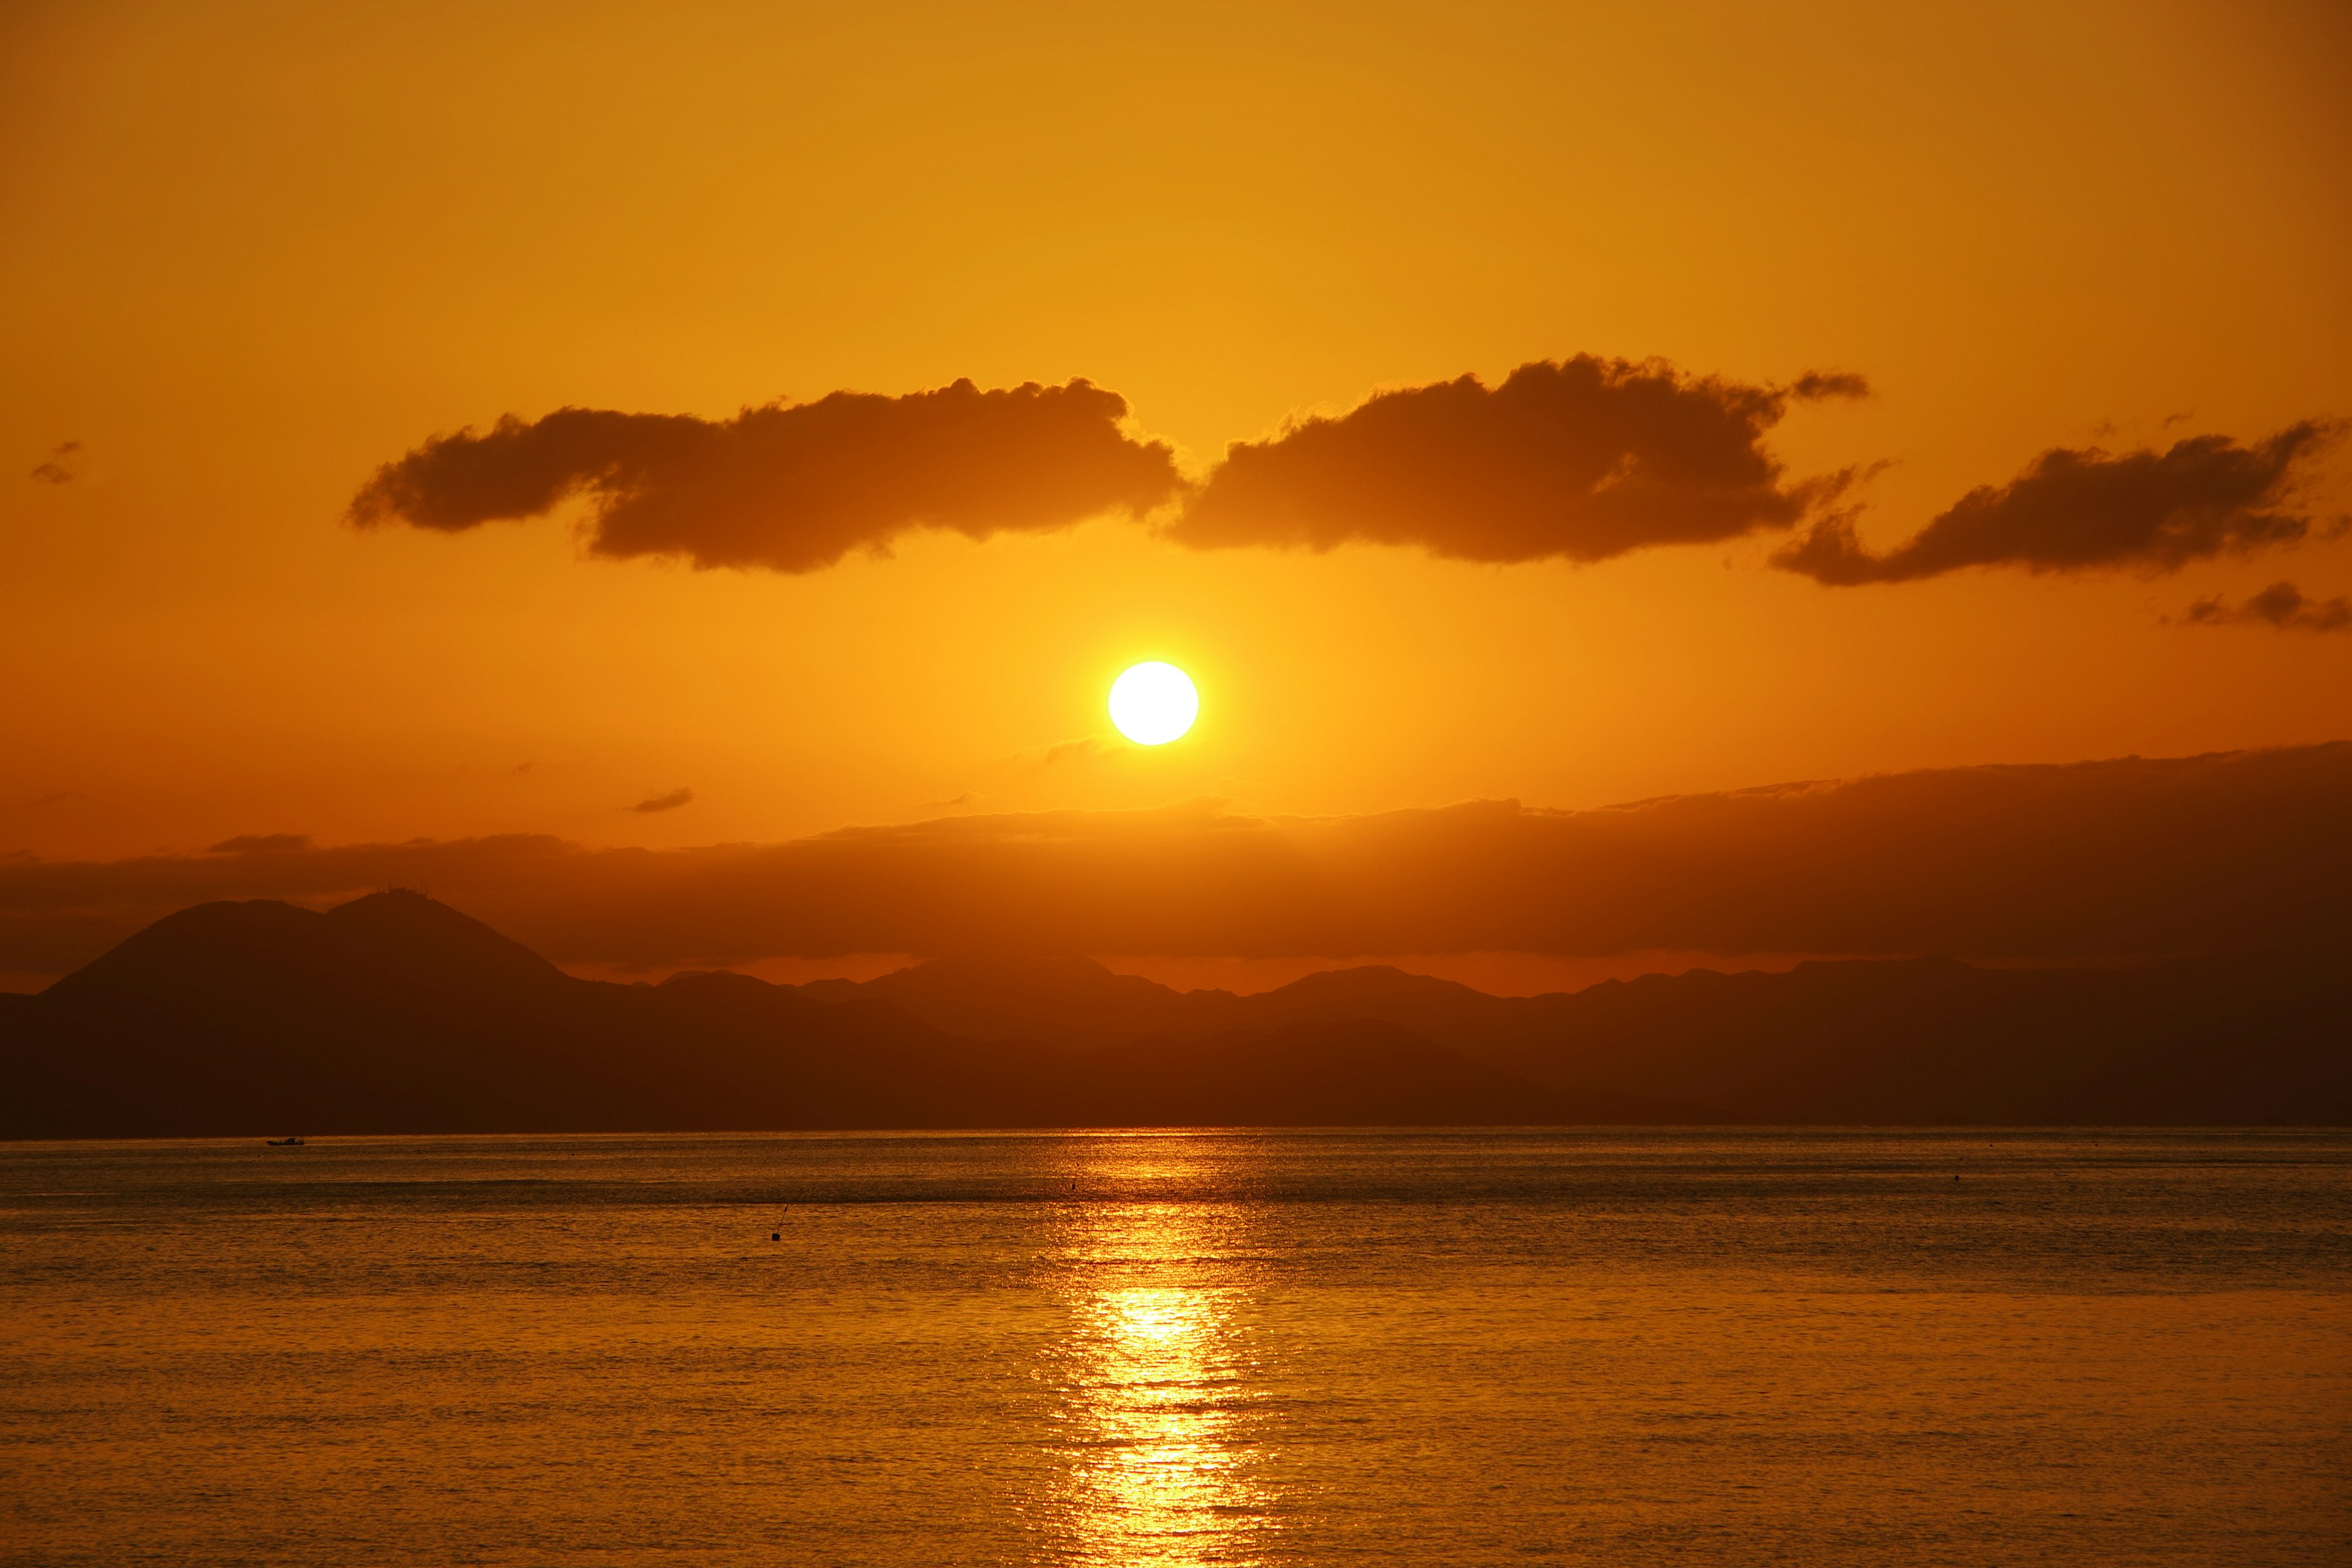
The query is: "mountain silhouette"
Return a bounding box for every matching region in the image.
[0,891,1648,1137]
[813,950,2352,1124]
[2,891,2345,1137]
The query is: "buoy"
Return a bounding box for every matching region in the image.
[769,1232,780,1241]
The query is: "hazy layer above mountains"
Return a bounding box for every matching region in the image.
[9,744,2349,989]
[2,891,2346,1138]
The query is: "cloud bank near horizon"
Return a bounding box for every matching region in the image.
[348,379,1182,573]
[6,744,2346,982]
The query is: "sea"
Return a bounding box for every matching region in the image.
[2,1129,2348,1567]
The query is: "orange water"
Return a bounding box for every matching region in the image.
[4,1130,2348,1565]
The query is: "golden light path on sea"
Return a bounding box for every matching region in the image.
[1039,1157,1275,1566]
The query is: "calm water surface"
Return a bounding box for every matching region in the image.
[2,1129,2348,1566]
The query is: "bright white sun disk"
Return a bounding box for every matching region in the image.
[1108,662,1198,745]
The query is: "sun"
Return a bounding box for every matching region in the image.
[1108,662,1199,745]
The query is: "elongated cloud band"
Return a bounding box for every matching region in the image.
[349,379,1182,572]
[1774,424,2342,584]
[6,744,2345,981]
[1164,356,1868,563]
[350,362,2341,588]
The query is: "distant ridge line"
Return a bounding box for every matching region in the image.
[1,892,2346,1137]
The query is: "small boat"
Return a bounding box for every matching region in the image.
[266,1136,306,1147]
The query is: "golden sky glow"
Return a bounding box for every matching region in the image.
[2,1,2350,982]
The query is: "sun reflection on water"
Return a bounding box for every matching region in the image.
[1038,1194,1276,1566]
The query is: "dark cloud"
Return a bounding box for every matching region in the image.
[2180,581,2352,633]
[347,364,2348,595]
[1163,356,1866,564]
[1774,424,2342,584]
[349,380,1183,573]
[7,744,2345,982]
[1789,371,1871,401]
[28,440,79,484]
[628,788,695,814]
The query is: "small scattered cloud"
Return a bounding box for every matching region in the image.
[1043,736,1115,764]
[1789,371,1870,401]
[2178,581,2352,633]
[1163,355,1868,565]
[8,791,85,810]
[28,440,80,484]
[1774,424,2343,585]
[208,834,315,854]
[350,379,1183,573]
[982,736,1122,773]
[628,788,695,814]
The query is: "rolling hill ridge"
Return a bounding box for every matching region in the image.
[2,890,2345,1136]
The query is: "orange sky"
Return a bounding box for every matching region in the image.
[3,1,2350,983]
